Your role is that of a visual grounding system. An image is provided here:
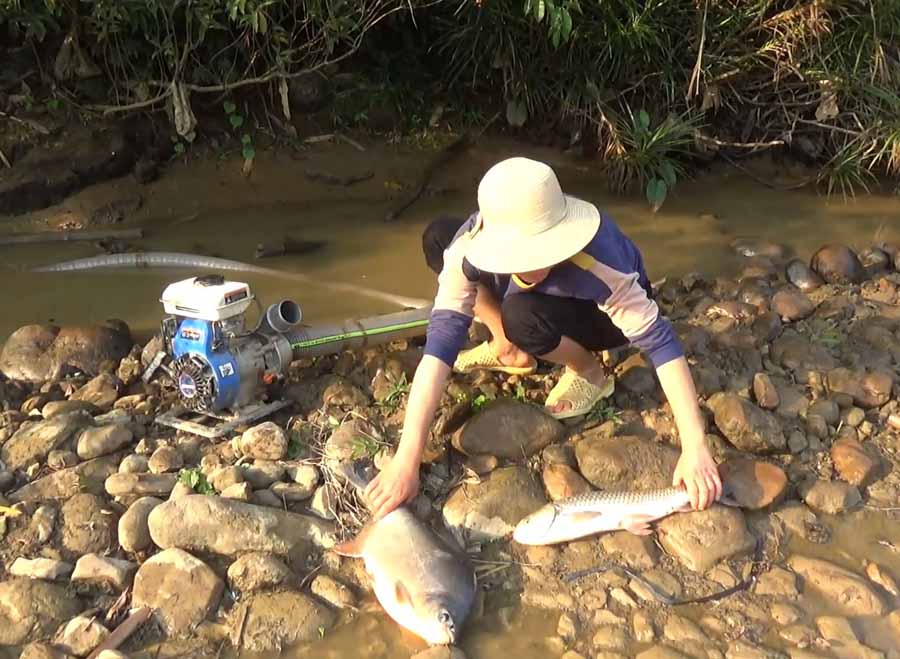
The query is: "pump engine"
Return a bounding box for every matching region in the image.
[158,275,301,414]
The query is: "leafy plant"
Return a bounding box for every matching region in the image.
[178,467,215,495]
[287,431,305,460]
[223,100,255,173]
[351,434,386,459]
[376,373,410,412]
[585,398,622,425]
[470,393,490,412]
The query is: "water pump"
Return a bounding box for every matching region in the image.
[148,274,433,438]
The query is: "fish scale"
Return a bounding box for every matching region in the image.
[553,487,690,512]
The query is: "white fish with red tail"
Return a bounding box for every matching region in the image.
[334,461,476,646]
[513,487,698,546]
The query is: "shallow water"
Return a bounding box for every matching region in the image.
[2,136,900,657]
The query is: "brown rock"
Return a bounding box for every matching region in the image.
[707,393,786,453]
[600,531,660,570]
[452,398,565,460]
[0,578,84,645]
[811,244,866,285]
[788,555,884,616]
[239,422,288,461]
[1,414,90,471]
[753,373,780,410]
[61,493,117,557]
[230,590,335,652]
[575,433,679,491]
[831,438,879,488]
[70,373,120,411]
[226,552,292,593]
[132,548,224,635]
[754,566,799,598]
[772,289,816,321]
[148,445,183,474]
[105,472,177,497]
[802,480,862,514]
[657,505,755,572]
[826,368,894,409]
[542,464,593,501]
[719,458,788,509]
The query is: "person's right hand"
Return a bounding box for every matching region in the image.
[364,455,420,520]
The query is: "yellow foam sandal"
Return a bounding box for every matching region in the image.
[545,369,615,420]
[453,341,537,375]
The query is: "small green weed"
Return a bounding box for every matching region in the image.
[470,393,490,412]
[585,399,622,425]
[376,373,410,412]
[223,99,255,172]
[287,431,305,460]
[351,434,386,460]
[178,467,215,495]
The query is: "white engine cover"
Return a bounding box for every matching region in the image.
[160,277,254,321]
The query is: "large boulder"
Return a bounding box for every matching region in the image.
[442,466,546,543]
[707,393,786,453]
[132,548,224,636]
[0,578,84,645]
[0,323,133,383]
[575,433,679,491]
[787,556,884,616]
[1,413,90,470]
[60,493,118,557]
[148,494,335,557]
[451,399,565,459]
[228,590,335,652]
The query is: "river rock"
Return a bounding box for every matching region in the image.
[442,466,546,542]
[663,613,708,644]
[600,531,660,569]
[70,373,120,412]
[133,548,223,635]
[148,445,183,473]
[786,259,824,292]
[269,480,315,502]
[575,433,679,491]
[230,589,335,652]
[43,400,97,419]
[707,393,786,453]
[0,323,132,383]
[811,244,866,285]
[55,615,109,656]
[9,455,120,503]
[865,562,899,596]
[802,480,861,514]
[105,473,177,497]
[753,373,780,410]
[242,461,286,489]
[222,482,253,501]
[321,418,362,467]
[286,463,320,489]
[831,438,878,487]
[118,496,163,552]
[787,555,884,616]
[0,578,84,645]
[808,399,840,426]
[452,398,564,459]
[310,574,357,609]
[772,289,816,321]
[76,425,133,460]
[9,557,74,581]
[657,505,755,572]
[226,552,292,593]
[118,454,148,474]
[1,413,90,471]
[719,458,788,509]
[209,466,244,492]
[755,566,799,598]
[771,331,837,374]
[17,643,72,659]
[61,493,117,556]
[148,494,335,557]
[773,502,830,544]
[826,368,893,409]
[542,463,593,501]
[71,554,136,590]
[239,422,288,461]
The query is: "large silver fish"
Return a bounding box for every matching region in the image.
[513,487,698,546]
[334,462,476,646]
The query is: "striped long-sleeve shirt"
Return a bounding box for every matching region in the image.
[423,212,684,369]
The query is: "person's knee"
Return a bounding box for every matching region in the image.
[500,294,560,356]
[422,216,464,273]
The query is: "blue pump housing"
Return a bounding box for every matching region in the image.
[171,318,240,409]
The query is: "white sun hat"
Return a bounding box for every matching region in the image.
[465,157,601,274]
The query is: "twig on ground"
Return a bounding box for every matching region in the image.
[0,147,10,169]
[335,132,366,152]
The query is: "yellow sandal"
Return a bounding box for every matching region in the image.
[453,341,537,375]
[545,369,615,420]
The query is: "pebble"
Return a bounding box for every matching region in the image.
[845,407,866,427]
[830,438,879,487]
[32,504,56,543]
[105,472,177,497]
[229,589,336,651]
[118,454,149,474]
[221,482,253,501]
[148,445,183,474]
[629,569,682,602]
[209,466,244,492]
[71,553,137,590]
[773,502,830,544]
[753,373,780,409]
[61,492,117,556]
[802,480,862,514]
[286,463,320,489]
[779,624,816,648]
[271,480,316,502]
[772,288,816,321]
[787,431,808,454]
[118,496,163,552]
[636,647,689,659]
[77,425,133,460]
[239,422,288,461]
[54,615,110,657]
[252,489,282,508]
[542,463,593,501]
[310,574,356,609]
[9,557,73,580]
[242,460,286,488]
[599,531,660,569]
[227,552,292,593]
[808,399,840,426]
[42,399,97,418]
[706,393,786,453]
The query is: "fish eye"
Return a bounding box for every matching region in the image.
[438,610,453,628]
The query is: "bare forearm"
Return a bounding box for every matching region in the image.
[655,356,706,450]
[396,355,451,466]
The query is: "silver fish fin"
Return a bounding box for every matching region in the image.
[333,524,375,557]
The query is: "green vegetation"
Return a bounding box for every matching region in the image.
[3,0,899,203]
[178,467,215,495]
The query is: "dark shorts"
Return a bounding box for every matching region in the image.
[422,216,632,356]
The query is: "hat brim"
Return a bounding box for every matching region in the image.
[465,196,601,274]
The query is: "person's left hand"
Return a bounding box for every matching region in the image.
[672,443,722,510]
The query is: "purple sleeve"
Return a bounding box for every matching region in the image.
[630,315,684,368]
[424,309,473,367]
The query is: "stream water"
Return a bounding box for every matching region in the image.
[2,136,900,657]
